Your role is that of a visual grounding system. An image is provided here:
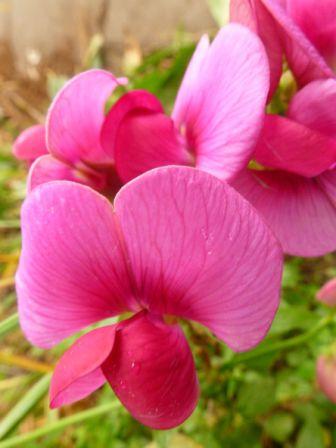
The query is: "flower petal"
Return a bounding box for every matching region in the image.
[100,90,163,159]
[230,0,283,98]
[254,115,336,177]
[288,79,336,138]
[47,70,125,165]
[317,355,336,403]
[287,0,336,70]
[16,182,138,348]
[231,168,336,256]
[172,24,270,181]
[260,0,334,85]
[50,325,116,408]
[114,166,282,352]
[316,278,336,306]
[113,112,190,183]
[102,312,198,429]
[13,125,48,162]
[27,155,108,193]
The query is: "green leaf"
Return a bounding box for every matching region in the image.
[0,313,19,339]
[0,374,51,440]
[0,401,120,448]
[263,412,296,443]
[206,0,230,26]
[238,378,276,417]
[296,418,324,448]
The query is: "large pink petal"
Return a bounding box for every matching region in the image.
[100,90,163,159]
[254,115,336,177]
[114,166,282,352]
[231,168,336,256]
[13,125,48,162]
[113,112,190,183]
[27,155,108,193]
[50,326,116,408]
[260,0,334,85]
[16,182,138,348]
[230,0,283,98]
[317,355,336,403]
[102,311,198,429]
[316,278,336,306]
[47,70,126,166]
[172,24,270,181]
[287,0,336,70]
[287,79,336,138]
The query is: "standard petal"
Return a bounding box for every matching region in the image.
[114,166,283,352]
[231,168,336,257]
[260,0,334,85]
[230,0,283,98]
[13,125,48,162]
[50,326,116,408]
[254,115,336,177]
[287,79,336,138]
[317,355,336,403]
[102,312,199,429]
[16,182,138,348]
[287,0,336,70]
[172,24,270,181]
[27,155,108,193]
[100,90,164,159]
[316,278,336,306]
[113,112,190,183]
[47,70,125,165]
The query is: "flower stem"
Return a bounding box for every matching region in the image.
[0,401,120,448]
[223,315,333,368]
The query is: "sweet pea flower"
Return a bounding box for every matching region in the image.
[317,278,336,306]
[230,76,336,257]
[20,24,269,193]
[16,166,282,429]
[12,124,48,165]
[13,71,128,194]
[100,24,269,184]
[231,0,336,95]
[317,355,336,403]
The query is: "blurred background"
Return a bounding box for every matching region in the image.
[1,1,336,447]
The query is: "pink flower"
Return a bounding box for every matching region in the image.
[12,124,48,165]
[317,278,336,306]
[14,71,127,194]
[21,24,269,193]
[231,0,336,95]
[230,78,336,257]
[16,166,282,429]
[317,355,336,403]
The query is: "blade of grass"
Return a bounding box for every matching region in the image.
[0,313,19,338]
[0,352,53,373]
[0,374,51,440]
[0,401,120,447]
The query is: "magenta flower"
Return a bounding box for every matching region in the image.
[230,78,336,257]
[13,124,48,165]
[17,24,269,193]
[317,355,336,403]
[100,24,269,184]
[14,71,127,194]
[16,166,282,429]
[231,0,336,96]
[317,278,336,306]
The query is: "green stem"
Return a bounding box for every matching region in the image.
[0,313,19,339]
[0,220,21,230]
[0,402,120,448]
[223,315,333,368]
[0,374,51,440]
